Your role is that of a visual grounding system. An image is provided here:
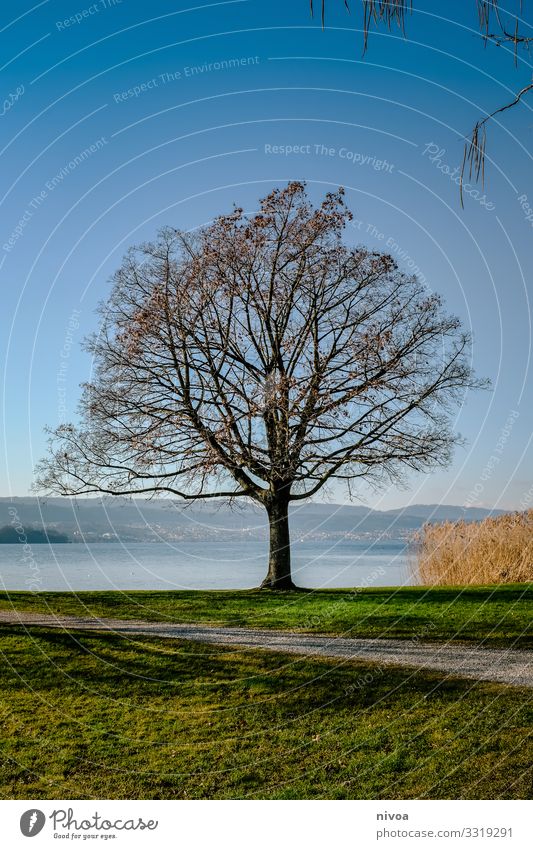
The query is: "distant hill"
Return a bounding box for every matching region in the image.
[382,504,507,523]
[0,498,510,543]
[0,524,70,544]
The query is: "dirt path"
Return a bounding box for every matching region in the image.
[0,609,531,687]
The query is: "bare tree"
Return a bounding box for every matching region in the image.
[310,1,532,200]
[35,182,484,589]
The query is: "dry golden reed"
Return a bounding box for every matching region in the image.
[414,510,533,585]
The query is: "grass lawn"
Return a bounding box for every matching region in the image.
[0,584,531,647]
[0,625,531,800]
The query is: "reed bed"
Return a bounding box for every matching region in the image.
[414,509,533,585]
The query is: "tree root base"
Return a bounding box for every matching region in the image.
[258,578,303,591]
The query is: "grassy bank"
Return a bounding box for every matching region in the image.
[0,626,531,799]
[0,585,531,647]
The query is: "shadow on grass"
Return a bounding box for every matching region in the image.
[0,626,532,800]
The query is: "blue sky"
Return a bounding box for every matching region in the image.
[1,0,532,510]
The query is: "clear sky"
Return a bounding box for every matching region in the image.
[1,0,532,510]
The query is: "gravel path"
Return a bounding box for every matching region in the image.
[0,609,531,687]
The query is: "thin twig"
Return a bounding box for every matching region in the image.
[460,81,533,206]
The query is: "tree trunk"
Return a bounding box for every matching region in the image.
[260,498,296,590]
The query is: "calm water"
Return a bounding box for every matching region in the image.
[0,540,413,591]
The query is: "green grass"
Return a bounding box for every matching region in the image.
[0,584,531,647]
[0,626,531,799]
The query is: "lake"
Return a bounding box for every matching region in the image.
[0,539,413,591]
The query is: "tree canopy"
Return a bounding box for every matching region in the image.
[35,182,485,587]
